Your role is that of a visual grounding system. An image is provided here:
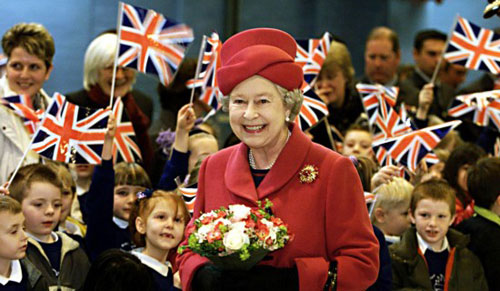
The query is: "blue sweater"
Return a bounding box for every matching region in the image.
[85,159,134,261]
[157,149,189,191]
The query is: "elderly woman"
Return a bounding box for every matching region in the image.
[0,22,54,183]
[178,28,379,291]
[66,33,153,171]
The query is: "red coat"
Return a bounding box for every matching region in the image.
[178,124,379,290]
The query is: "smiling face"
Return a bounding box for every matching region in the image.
[314,70,346,108]
[21,182,62,242]
[0,211,28,260]
[137,199,186,256]
[410,198,455,251]
[97,65,135,97]
[6,47,52,97]
[113,185,145,221]
[228,76,290,152]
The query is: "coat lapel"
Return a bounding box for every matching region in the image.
[224,123,312,202]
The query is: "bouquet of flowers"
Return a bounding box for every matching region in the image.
[179,199,290,270]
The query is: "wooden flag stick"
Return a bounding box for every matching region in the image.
[6,96,58,189]
[109,1,124,108]
[430,14,460,85]
[189,35,208,105]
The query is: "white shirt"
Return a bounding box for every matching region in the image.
[0,260,22,285]
[131,249,171,277]
[416,232,450,254]
[113,216,129,229]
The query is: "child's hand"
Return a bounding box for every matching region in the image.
[102,112,116,161]
[176,103,196,135]
[173,271,181,288]
[106,114,117,140]
[371,165,401,191]
[0,182,9,195]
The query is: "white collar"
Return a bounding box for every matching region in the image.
[0,260,22,285]
[75,184,87,196]
[131,249,171,277]
[113,216,129,229]
[59,220,83,237]
[27,231,59,243]
[384,234,401,244]
[416,232,449,254]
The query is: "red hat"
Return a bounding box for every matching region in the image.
[216,28,303,96]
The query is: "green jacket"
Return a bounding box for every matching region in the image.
[20,258,49,291]
[389,227,488,291]
[26,231,90,291]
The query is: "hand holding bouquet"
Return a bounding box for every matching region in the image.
[179,199,290,270]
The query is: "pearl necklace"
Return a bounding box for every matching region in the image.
[248,130,291,170]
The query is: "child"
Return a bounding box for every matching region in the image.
[157,103,218,190]
[341,124,373,158]
[371,177,413,245]
[85,116,152,261]
[389,179,488,290]
[129,190,190,290]
[9,164,90,290]
[456,157,500,291]
[68,163,94,224]
[0,195,48,290]
[45,162,86,242]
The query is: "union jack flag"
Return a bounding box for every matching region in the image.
[31,93,109,164]
[186,32,223,111]
[111,98,142,163]
[177,186,197,214]
[1,95,43,135]
[372,120,461,172]
[448,90,500,131]
[357,84,412,141]
[295,87,329,131]
[295,32,332,85]
[444,16,500,74]
[117,2,194,86]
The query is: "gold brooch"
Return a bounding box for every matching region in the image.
[298,164,319,184]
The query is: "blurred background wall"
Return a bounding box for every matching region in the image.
[1,0,498,120]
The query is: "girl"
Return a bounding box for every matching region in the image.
[85,116,152,261]
[130,190,190,291]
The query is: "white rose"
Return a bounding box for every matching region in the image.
[196,224,212,242]
[229,204,251,222]
[223,228,250,252]
[230,221,247,231]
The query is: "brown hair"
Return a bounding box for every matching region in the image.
[45,161,76,196]
[114,162,151,188]
[467,157,500,209]
[129,190,190,247]
[0,195,22,215]
[410,179,456,216]
[9,164,63,203]
[318,40,355,84]
[366,26,400,54]
[2,22,55,68]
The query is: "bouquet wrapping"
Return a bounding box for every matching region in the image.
[179,200,290,270]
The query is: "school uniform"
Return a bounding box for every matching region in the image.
[26,232,89,291]
[178,123,380,291]
[84,159,135,261]
[131,250,180,291]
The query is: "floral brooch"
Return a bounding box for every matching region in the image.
[298,164,319,184]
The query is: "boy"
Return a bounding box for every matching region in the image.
[457,157,500,291]
[371,177,413,245]
[389,179,488,290]
[0,195,48,290]
[10,164,90,290]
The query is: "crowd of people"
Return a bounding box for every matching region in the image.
[0,20,499,291]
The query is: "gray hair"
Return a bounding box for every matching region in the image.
[83,33,136,90]
[221,84,303,122]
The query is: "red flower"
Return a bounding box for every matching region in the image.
[201,215,214,225]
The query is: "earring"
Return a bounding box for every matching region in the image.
[285,116,290,122]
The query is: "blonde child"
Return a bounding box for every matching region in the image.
[389,179,487,290]
[85,116,152,261]
[45,162,86,241]
[9,164,90,290]
[371,177,413,245]
[129,190,190,290]
[0,195,49,290]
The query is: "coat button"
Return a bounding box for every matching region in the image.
[2,126,6,130]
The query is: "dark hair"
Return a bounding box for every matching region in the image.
[83,249,153,291]
[411,179,456,216]
[442,143,486,205]
[114,162,151,188]
[413,29,447,52]
[351,155,377,192]
[157,58,197,112]
[129,190,190,247]
[0,195,22,215]
[9,163,63,203]
[467,157,500,209]
[366,26,400,54]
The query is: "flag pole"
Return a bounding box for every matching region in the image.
[109,2,124,108]
[189,35,207,105]
[6,95,59,189]
[430,14,460,85]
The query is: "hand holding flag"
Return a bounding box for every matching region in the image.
[448,89,500,131]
